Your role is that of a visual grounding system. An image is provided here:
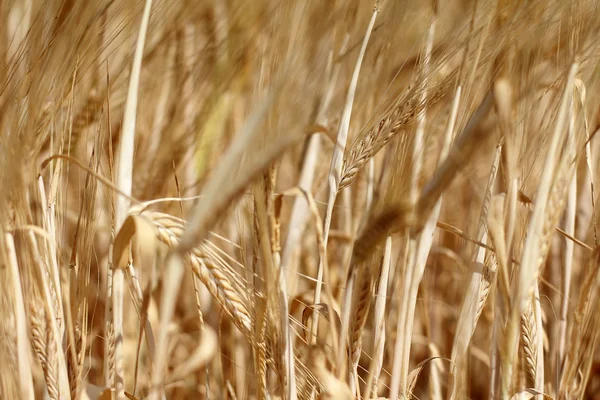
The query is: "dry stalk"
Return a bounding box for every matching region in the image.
[363,235,392,399]
[322,7,379,378]
[111,0,154,398]
[559,248,600,399]
[503,62,579,398]
[389,16,454,397]
[450,144,501,399]
[4,233,35,400]
[558,109,578,383]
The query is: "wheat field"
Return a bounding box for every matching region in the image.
[2,0,600,399]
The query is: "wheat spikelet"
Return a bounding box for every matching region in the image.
[45,311,60,400]
[36,247,63,337]
[146,212,253,336]
[187,255,252,335]
[475,254,497,326]
[349,264,375,375]
[67,352,79,400]
[67,87,105,156]
[339,81,449,191]
[256,320,268,399]
[520,293,538,383]
[30,303,59,400]
[132,210,325,395]
[30,305,48,366]
[106,321,115,391]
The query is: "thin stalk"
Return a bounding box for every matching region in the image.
[363,235,392,399]
[112,0,154,398]
[558,109,577,385]
[390,9,437,398]
[502,63,578,399]
[314,4,379,373]
[5,233,35,400]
